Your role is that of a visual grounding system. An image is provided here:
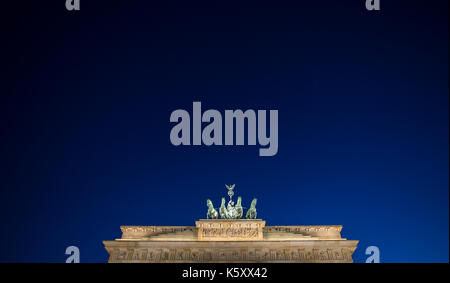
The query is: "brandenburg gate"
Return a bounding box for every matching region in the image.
[103,185,358,263]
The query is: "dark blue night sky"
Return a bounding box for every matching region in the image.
[1,1,448,262]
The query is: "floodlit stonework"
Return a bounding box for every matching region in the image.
[103,219,358,263]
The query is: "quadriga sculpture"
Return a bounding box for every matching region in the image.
[206,185,258,219]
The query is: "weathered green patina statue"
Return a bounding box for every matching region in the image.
[219,197,227,219]
[206,185,257,219]
[236,196,243,219]
[245,198,258,219]
[206,199,218,219]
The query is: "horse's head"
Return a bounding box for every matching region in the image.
[206,199,213,208]
[236,196,242,206]
[220,197,226,207]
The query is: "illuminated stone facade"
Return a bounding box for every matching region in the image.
[103,219,358,263]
